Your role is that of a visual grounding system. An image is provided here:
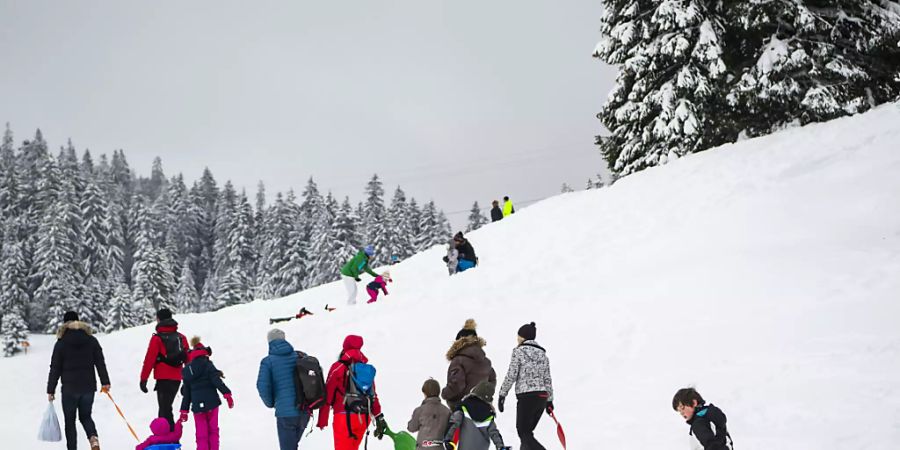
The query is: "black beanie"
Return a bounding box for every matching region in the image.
[63,311,79,323]
[518,322,536,341]
[156,308,173,321]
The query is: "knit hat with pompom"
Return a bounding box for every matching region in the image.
[455,318,478,340]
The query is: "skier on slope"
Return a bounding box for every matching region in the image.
[340,245,379,305]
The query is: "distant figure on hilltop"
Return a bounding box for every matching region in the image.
[490,200,503,222]
[452,232,477,273]
[502,196,515,217]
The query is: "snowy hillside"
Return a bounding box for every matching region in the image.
[4,103,900,450]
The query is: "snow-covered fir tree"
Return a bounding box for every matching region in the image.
[216,193,255,308]
[386,187,415,261]
[728,0,900,137]
[561,183,575,193]
[595,0,731,176]
[0,221,29,356]
[131,202,175,316]
[466,202,488,232]
[362,174,389,264]
[105,279,138,332]
[416,201,450,251]
[174,257,200,313]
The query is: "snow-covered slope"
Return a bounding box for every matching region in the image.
[4,103,900,450]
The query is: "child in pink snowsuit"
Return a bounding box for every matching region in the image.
[179,337,233,450]
[136,417,183,450]
[366,272,392,304]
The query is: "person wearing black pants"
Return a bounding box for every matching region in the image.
[515,392,550,450]
[498,322,555,450]
[47,312,110,450]
[155,380,181,426]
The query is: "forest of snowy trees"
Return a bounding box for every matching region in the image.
[0,126,454,355]
[595,0,900,176]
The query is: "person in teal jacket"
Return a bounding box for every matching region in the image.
[257,329,310,450]
[340,245,378,305]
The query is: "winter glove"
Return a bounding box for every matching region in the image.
[179,411,189,423]
[139,380,148,394]
[316,410,329,430]
[100,385,110,394]
[498,395,505,413]
[354,277,361,282]
[443,441,454,450]
[373,414,387,439]
[224,393,234,409]
[545,400,554,414]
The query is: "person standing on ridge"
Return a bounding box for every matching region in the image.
[340,245,379,305]
[502,196,515,217]
[140,308,190,429]
[47,311,110,450]
[498,322,554,450]
[490,200,503,222]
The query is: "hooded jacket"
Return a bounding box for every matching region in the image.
[441,336,496,409]
[687,403,733,450]
[140,318,190,382]
[179,347,230,413]
[407,397,451,450]
[443,394,505,450]
[135,417,183,450]
[317,335,383,428]
[499,340,554,400]
[490,206,503,222]
[256,338,303,418]
[340,250,378,279]
[47,321,110,395]
[455,239,477,262]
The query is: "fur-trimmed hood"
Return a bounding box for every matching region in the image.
[56,321,93,339]
[446,335,487,361]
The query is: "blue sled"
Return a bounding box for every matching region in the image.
[146,445,181,450]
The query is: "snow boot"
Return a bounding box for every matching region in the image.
[89,435,100,450]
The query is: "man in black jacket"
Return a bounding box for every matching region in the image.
[47,311,110,450]
[490,200,503,222]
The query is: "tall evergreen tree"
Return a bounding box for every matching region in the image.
[131,202,175,315]
[174,257,200,313]
[466,201,488,232]
[362,174,389,263]
[386,187,416,260]
[105,279,138,332]
[595,0,731,176]
[0,221,29,356]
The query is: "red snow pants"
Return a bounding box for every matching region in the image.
[332,413,370,450]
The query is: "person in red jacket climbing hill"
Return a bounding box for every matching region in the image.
[317,335,388,450]
[140,308,190,429]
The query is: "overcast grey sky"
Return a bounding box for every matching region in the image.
[0,1,615,228]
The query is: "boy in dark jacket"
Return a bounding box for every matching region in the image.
[179,337,233,450]
[490,200,503,222]
[46,311,110,450]
[443,381,510,450]
[672,388,733,450]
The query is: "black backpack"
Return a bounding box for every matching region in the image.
[293,351,326,411]
[155,332,186,367]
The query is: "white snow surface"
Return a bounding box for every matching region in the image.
[4,103,900,449]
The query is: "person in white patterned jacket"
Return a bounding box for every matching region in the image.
[497,322,554,450]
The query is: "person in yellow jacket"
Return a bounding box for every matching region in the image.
[502,196,515,217]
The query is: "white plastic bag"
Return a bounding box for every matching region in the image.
[37,401,62,442]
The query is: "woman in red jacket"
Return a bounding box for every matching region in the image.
[317,335,387,450]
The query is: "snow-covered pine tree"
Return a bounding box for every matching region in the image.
[80,178,110,282]
[416,201,447,251]
[362,174,389,264]
[0,221,29,356]
[255,192,288,299]
[437,210,452,241]
[333,196,361,263]
[131,201,175,315]
[174,257,200,313]
[407,198,422,244]
[308,193,339,286]
[728,0,900,137]
[34,195,80,332]
[216,193,255,308]
[466,201,488,232]
[386,187,415,260]
[561,183,575,193]
[595,0,731,176]
[105,279,138,332]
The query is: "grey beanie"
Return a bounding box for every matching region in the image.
[267,328,285,343]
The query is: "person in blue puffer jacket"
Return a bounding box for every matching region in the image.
[257,329,311,450]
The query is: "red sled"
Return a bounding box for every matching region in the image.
[549,410,567,449]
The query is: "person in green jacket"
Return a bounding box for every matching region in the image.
[502,196,515,217]
[340,245,378,305]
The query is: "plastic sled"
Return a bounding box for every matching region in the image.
[146,445,182,450]
[383,424,417,450]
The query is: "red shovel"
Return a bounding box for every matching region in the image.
[548,410,567,449]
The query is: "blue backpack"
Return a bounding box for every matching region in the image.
[343,362,376,414]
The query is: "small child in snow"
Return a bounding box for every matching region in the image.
[443,381,510,450]
[408,379,451,450]
[672,387,733,450]
[444,241,458,276]
[366,271,392,304]
[179,337,234,450]
[136,417,183,450]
